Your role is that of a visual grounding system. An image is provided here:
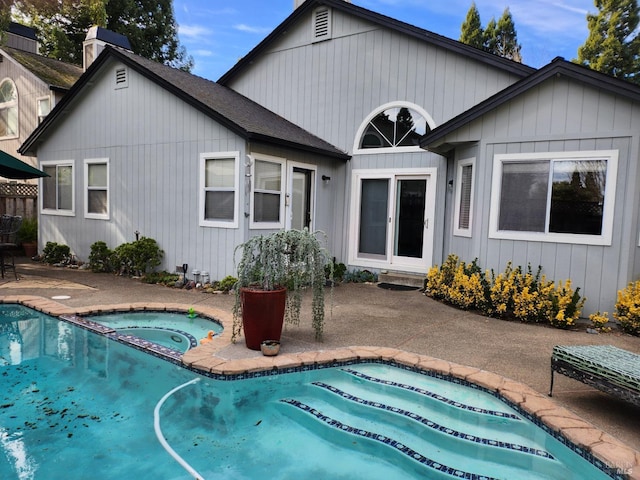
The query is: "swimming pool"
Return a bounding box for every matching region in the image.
[0,305,622,479]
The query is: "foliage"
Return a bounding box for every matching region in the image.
[343,269,378,283]
[425,254,586,328]
[614,281,640,335]
[589,311,611,332]
[42,241,71,264]
[325,260,347,282]
[12,0,193,71]
[215,275,238,293]
[459,4,522,62]
[233,229,331,342]
[460,2,484,49]
[113,237,163,277]
[17,217,37,244]
[576,0,640,83]
[88,241,115,273]
[141,271,180,286]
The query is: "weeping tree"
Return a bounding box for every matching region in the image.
[576,0,640,83]
[11,0,193,71]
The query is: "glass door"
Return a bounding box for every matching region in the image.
[286,164,315,230]
[391,177,427,269]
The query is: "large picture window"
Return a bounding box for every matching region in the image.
[250,155,285,229]
[199,152,239,228]
[490,151,618,245]
[41,161,74,215]
[0,79,18,138]
[85,159,109,219]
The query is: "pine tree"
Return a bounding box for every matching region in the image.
[577,0,640,83]
[494,8,522,62]
[483,17,498,55]
[460,2,484,49]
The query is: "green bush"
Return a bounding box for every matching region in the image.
[141,271,180,286]
[113,237,164,276]
[42,242,71,265]
[17,217,37,244]
[343,268,377,283]
[217,275,237,292]
[88,241,115,273]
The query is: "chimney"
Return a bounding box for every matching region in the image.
[83,26,132,71]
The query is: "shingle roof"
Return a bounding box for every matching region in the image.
[420,57,640,153]
[20,47,348,160]
[2,47,83,91]
[218,0,534,85]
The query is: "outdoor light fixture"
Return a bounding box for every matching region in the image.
[322,175,331,183]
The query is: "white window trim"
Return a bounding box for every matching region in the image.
[0,77,18,140]
[199,151,240,229]
[249,154,286,230]
[453,158,475,238]
[40,159,75,216]
[489,150,618,246]
[36,95,51,124]
[352,101,437,155]
[286,161,317,231]
[84,158,109,220]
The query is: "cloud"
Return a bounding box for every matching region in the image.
[234,24,272,34]
[178,24,213,39]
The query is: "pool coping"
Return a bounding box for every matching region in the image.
[3,295,639,480]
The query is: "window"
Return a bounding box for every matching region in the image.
[354,102,436,154]
[454,158,474,237]
[250,154,285,229]
[41,161,74,215]
[0,79,18,138]
[85,159,109,219]
[199,152,239,228]
[489,150,618,245]
[37,96,51,124]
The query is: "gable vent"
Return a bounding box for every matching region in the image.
[115,67,128,89]
[313,7,331,41]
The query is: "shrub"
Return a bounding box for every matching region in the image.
[343,268,377,283]
[17,217,37,244]
[216,275,238,292]
[425,254,586,328]
[42,242,71,265]
[113,237,163,276]
[88,241,115,273]
[141,271,180,286]
[589,311,611,332]
[614,281,640,336]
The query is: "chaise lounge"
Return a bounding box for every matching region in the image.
[549,345,640,407]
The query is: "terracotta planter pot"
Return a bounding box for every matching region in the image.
[22,242,37,258]
[240,287,287,350]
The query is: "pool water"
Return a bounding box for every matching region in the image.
[87,311,223,352]
[0,305,617,479]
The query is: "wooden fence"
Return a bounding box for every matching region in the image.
[0,183,38,219]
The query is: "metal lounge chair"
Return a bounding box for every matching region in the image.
[549,345,640,406]
[0,215,22,280]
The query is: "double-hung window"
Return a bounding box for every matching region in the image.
[454,158,474,237]
[250,155,285,229]
[489,150,618,245]
[199,152,239,228]
[85,159,109,219]
[41,160,74,215]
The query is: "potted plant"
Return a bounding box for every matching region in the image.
[232,228,331,350]
[18,217,38,258]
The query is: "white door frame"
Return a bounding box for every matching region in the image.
[348,168,436,273]
[285,161,316,231]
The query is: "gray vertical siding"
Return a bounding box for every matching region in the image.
[37,60,246,280]
[438,76,640,315]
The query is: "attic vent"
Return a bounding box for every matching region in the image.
[313,7,331,41]
[114,67,128,89]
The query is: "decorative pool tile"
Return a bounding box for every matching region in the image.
[341,368,521,420]
[281,398,501,480]
[312,381,554,460]
[59,314,116,334]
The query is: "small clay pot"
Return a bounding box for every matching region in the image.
[260,340,281,356]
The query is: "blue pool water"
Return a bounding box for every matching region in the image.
[0,305,618,479]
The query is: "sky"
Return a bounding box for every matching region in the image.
[173,0,597,81]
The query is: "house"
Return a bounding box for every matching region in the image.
[0,22,83,176]
[18,0,640,316]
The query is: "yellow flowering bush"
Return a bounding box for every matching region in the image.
[425,254,586,328]
[588,311,611,333]
[614,281,640,336]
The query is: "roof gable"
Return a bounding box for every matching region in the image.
[420,58,640,153]
[1,47,83,91]
[19,46,348,160]
[218,0,534,85]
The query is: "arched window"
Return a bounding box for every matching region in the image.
[0,79,18,138]
[354,102,435,153]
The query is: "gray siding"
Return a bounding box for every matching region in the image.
[439,76,640,316]
[37,60,246,280]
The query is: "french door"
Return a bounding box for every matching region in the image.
[350,169,436,273]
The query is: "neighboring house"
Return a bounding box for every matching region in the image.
[18,0,640,316]
[0,23,83,176]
